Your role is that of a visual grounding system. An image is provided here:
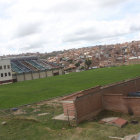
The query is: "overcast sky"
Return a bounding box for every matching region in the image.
[0,0,140,55]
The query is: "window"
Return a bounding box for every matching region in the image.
[8,72,11,76]
[1,73,3,77]
[0,66,2,70]
[7,65,10,69]
[5,73,7,77]
[4,65,6,69]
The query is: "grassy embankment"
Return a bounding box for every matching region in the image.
[0,64,140,109]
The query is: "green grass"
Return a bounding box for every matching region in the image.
[0,64,140,109]
[0,104,140,140]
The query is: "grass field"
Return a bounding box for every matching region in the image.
[0,101,140,140]
[0,64,140,109]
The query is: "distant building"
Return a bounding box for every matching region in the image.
[128,56,140,65]
[0,56,64,84]
[0,58,13,84]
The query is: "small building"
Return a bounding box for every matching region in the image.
[128,56,140,65]
[0,58,13,85]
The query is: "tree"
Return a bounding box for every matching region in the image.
[68,59,73,64]
[80,66,85,70]
[75,62,80,67]
[85,59,92,69]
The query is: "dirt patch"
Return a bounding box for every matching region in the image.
[14,116,39,123]
[33,109,41,112]
[36,97,62,106]
[38,113,49,116]
[13,109,26,115]
[75,127,83,134]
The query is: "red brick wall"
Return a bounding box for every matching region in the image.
[102,77,140,115]
[62,77,140,123]
[62,102,76,116]
[62,86,101,101]
[101,77,140,95]
[103,94,128,113]
[124,97,140,116]
[80,86,101,95]
[103,95,140,116]
[75,92,103,123]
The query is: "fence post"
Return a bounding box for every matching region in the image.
[67,109,70,126]
[135,79,137,92]
[74,100,78,126]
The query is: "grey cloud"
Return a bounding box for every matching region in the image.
[16,22,41,38]
[48,0,129,14]
[63,26,134,43]
[53,2,79,13]
[63,33,117,43]
[130,25,140,32]
[46,1,83,14]
[99,0,129,7]
[20,41,46,51]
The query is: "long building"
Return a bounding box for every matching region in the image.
[0,56,64,84]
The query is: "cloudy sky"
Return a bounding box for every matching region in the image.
[0,0,140,55]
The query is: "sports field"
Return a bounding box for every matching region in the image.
[0,64,140,109]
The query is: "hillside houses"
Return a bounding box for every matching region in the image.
[46,41,140,71]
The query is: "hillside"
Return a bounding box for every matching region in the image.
[1,64,140,109]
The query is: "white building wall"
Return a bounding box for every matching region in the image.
[0,59,12,83]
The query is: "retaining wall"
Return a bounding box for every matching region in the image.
[101,77,140,95]
[61,86,102,123]
[62,77,140,123]
[103,94,140,116]
[75,91,102,123]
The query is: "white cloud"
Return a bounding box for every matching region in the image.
[0,0,140,55]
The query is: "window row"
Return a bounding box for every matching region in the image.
[0,65,10,70]
[0,72,11,78]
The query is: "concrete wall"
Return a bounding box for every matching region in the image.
[25,73,32,81]
[32,72,40,79]
[15,69,62,82]
[17,74,25,82]
[40,71,46,78]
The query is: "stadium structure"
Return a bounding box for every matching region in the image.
[0,56,64,85]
